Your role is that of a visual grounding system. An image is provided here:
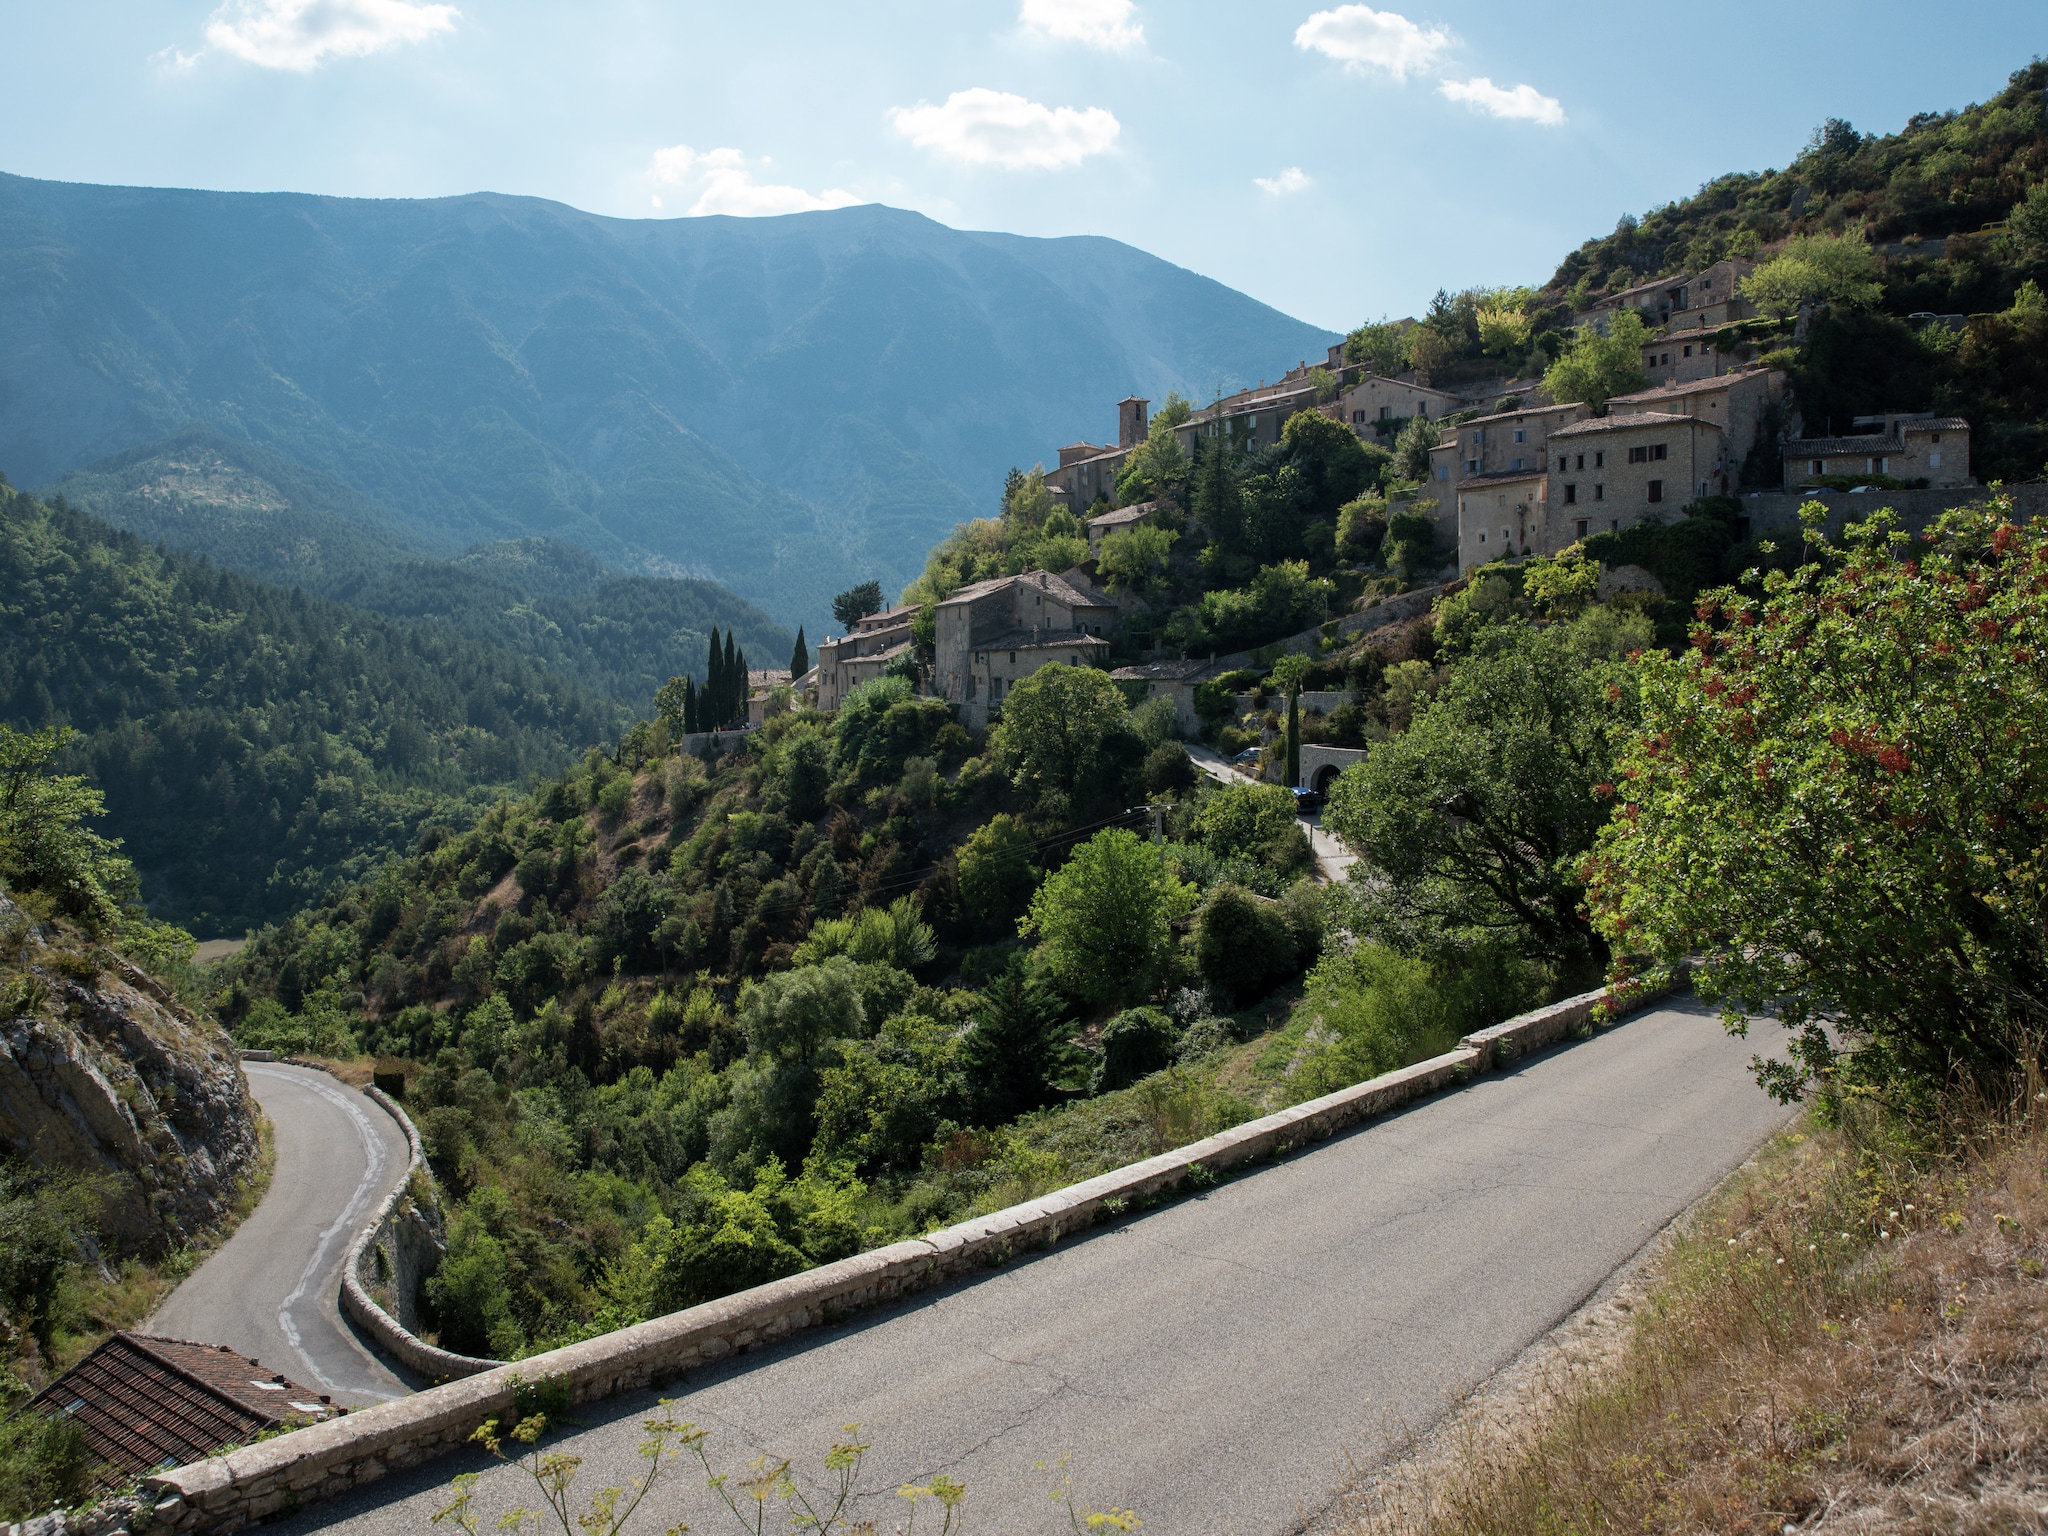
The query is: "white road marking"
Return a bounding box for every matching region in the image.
[247,1065,405,1400]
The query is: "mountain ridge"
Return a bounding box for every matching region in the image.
[0,174,1338,632]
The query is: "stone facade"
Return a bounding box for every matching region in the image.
[1546,411,1727,546]
[1456,469,1552,571]
[1782,414,1972,490]
[811,606,916,712]
[933,571,1116,729]
[1428,401,1588,539]
[1607,368,1784,479]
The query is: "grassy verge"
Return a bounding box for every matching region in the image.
[1328,1095,2048,1534]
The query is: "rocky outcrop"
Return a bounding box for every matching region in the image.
[0,893,260,1253]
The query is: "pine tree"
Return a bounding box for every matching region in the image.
[961,962,1076,1125]
[789,626,809,678]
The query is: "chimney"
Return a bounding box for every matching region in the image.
[1118,396,1150,449]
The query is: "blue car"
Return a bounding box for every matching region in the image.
[1231,747,1262,767]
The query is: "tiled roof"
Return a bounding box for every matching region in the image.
[30,1333,336,1490]
[1456,469,1548,489]
[939,570,1115,612]
[1900,416,1970,432]
[1445,402,1581,430]
[1608,371,1773,407]
[1086,503,1154,531]
[842,641,913,669]
[1111,660,1214,682]
[1550,411,1719,439]
[973,629,1111,653]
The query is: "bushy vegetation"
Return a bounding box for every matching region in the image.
[211,660,1362,1357]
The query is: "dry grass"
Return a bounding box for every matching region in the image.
[1329,1096,2048,1536]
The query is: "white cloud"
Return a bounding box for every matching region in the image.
[648,145,861,217]
[1255,167,1311,195]
[1019,0,1143,50]
[194,0,458,71]
[1293,5,1452,80]
[1438,76,1565,126]
[888,89,1120,170]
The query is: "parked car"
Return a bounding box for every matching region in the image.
[1291,786,1323,812]
[1231,747,1262,767]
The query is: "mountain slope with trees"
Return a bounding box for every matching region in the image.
[0,481,631,934]
[43,426,792,707]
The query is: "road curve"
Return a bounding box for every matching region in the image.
[148,1062,414,1405]
[277,998,1792,1536]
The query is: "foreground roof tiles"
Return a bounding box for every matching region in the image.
[29,1332,337,1489]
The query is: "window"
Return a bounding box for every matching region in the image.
[1009,651,1017,664]
[1564,483,1577,504]
[1594,451,1605,468]
[1465,458,1480,473]
[1575,454,1585,470]
[1594,484,1605,501]
[1478,530,1487,544]
[1683,345,1692,358]
[1877,457,1889,474]
[1511,457,1523,470]
[1352,409,1365,423]
[1513,429,1527,443]
[1930,450,1944,469]
[1379,405,1390,420]
[1575,519,1589,538]
[1437,466,1449,481]
[1611,519,1620,532]
[1930,432,1941,443]
[1648,479,1664,503]
[1812,458,1825,475]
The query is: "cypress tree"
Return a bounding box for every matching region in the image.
[789,626,809,678]
[722,632,740,724]
[705,628,724,726]
[682,675,698,734]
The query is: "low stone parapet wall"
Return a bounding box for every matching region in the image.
[144,974,1684,1534]
[339,1088,502,1384]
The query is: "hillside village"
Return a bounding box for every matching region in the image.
[4,48,2048,1536]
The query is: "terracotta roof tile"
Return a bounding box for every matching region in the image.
[30,1333,336,1490]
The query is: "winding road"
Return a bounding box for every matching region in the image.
[274,997,1792,1536]
[148,1062,414,1406]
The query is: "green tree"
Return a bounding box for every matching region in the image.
[1739,233,1884,318]
[1194,883,1293,1003]
[2013,181,2048,267]
[1270,652,1311,787]
[991,663,1137,805]
[1588,500,2048,1110]
[1190,426,1243,550]
[0,724,130,928]
[1096,524,1177,594]
[1021,828,1195,1007]
[1326,621,1634,976]
[1091,1007,1178,1093]
[1392,412,1439,481]
[831,582,884,633]
[1385,505,1445,581]
[789,626,809,678]
[960,962,1076,1123]
[956,814,1040,935]
[1345,319,1409,375]
[654,675,691,736]
[1543,310,1652,408]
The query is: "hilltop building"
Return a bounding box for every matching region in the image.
[932,571,1117,729]
[811,606,917,712]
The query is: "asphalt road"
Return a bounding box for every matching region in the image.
[148,1062,414,1405]
[279,997,1791,1536]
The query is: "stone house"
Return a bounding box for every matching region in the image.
[1428,401,1588,548]
[746,669,793,727]
[1607,369,1785,479]
[1045,396,1153,507]
[1333,373,1467,436]
[1455,469,1553,571]
[811,605,917,712]
[932,570,1119,729]
[1546,412,1728,543]
[1086,499,1166,553]
[1782,414,1972,489]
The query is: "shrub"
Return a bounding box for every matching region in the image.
[1021,829,1196,1008]
[1092,1008,1179,1093]
[1142,743,1197,797]
[1193,884,1293,1003]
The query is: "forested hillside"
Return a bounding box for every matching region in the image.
[0,481,627,934]
[47,427,792,705]
[0,181,1335,631]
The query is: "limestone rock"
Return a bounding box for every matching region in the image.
[0,893,259,1253]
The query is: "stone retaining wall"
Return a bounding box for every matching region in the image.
[147,976,1679,1534]
[339,1089,502,1383]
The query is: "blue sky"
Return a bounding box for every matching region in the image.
[2,2,2039,330]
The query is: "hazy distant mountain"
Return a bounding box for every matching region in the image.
[0,173,1336,630]
[47,425,792,707]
